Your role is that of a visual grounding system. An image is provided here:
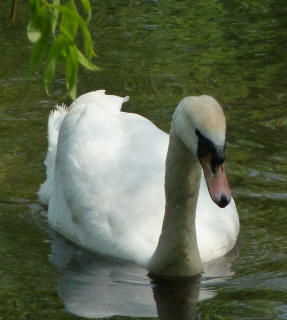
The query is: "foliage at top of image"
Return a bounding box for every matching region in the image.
[27,0,99,100]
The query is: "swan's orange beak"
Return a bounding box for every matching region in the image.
[199,153,231,208]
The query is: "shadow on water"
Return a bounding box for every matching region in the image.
[50,230,238,319]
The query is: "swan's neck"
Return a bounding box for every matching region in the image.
[148,127,203,277]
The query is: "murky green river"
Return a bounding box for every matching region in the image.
[1,0,287,319]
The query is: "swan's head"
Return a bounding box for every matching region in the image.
[174,95,231,208]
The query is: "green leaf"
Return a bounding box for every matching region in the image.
[77,49,99,71]
[81,26,96,59]
[59,0,79,39]
[59,24,74,43]
[27,21,42,43]
[51,0,60,36]
[29,15,53,71]
[80,0,91,23]
[30,35,48,71]
[66,44,79,100]
[44,35,67,93]
[29,0,41,19]
[52,4,94,52]
[27,2,47,44]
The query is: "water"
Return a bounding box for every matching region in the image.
[1,0,287,319]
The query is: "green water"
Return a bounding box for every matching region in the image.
[1,0,287,319]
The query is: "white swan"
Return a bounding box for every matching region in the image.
[38,90,239,277]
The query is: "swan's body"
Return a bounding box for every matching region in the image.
[39,90,239,277]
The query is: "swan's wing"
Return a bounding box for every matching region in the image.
[52,94,168,264]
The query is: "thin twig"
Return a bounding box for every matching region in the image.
[10,0,17,26]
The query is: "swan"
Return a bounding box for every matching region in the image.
[38,90,239,277]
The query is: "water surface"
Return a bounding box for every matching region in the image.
[0,0,287,319]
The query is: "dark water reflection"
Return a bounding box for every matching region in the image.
[51,231,237,319]
[1,0,287,319]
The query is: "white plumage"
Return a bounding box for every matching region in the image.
[39,90,239,268]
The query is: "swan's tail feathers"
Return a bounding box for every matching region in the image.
[38,105,68,205]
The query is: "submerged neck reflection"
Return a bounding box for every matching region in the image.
[50,231,238,319]
[152,276,201,320]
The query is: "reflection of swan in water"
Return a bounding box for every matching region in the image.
[50,231,238,319]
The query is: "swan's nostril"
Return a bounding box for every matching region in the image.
[218,195,230,208]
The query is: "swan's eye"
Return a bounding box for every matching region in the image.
[196,129,215,158]
[196,129,227,173]
[211,149,225,173]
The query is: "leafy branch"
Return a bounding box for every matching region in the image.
[27,0,99,99]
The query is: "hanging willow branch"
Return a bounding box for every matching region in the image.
[28,0,99,100]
